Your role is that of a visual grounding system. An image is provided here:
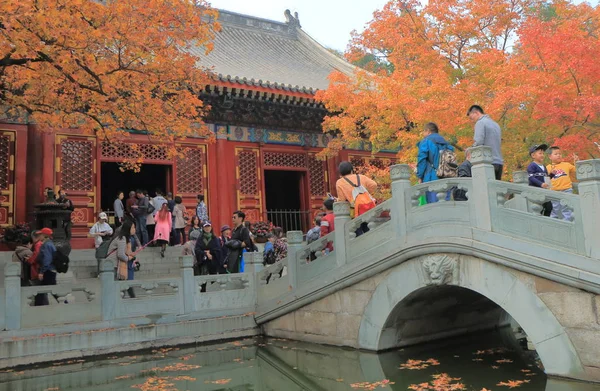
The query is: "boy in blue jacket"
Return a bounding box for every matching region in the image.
[527,144,550,188]
[527,144,552,216]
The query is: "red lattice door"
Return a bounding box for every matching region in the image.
[55,136,97,239]
[235,147,262,224]
[308,153,329,219]
[0,131,16,227]
[175,144,207,221]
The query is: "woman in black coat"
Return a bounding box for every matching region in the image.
[194,222,222,276]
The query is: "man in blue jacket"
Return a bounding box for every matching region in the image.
[417,122,455,203]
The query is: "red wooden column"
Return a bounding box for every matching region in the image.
[211,125,236,229]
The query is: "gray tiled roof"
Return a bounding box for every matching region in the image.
[192,10,357,93]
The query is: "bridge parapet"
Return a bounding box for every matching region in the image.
[257,147,600,322]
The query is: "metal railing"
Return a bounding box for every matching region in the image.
[266,210,311,233]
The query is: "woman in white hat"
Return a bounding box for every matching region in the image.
[89,212,113,249]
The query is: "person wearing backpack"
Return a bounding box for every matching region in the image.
[36,228,57,306]
[335,161,378,236]
[417,122,455,204]
[12,235,33,286]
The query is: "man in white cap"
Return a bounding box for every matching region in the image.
[89,212,114,248]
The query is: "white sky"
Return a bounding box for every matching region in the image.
[207,0,389,51]
[209,0,598,52]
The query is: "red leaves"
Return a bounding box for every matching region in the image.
[408,373,465,391]
[497,379,531,388]
[400,358,441,370]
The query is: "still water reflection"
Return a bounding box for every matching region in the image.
[0,331,596,391]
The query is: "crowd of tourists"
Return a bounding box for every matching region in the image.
[12,104,593,299]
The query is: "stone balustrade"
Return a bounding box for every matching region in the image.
[2,255,256,330]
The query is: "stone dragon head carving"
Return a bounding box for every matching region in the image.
[422,255,458,285]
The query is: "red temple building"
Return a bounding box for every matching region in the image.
[0,10,396,248]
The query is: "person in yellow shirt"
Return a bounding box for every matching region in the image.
[546,146,577,221]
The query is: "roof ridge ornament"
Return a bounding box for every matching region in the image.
[284,9,301,31]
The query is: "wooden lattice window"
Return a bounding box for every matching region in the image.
[263,152,307,168]
[176,147,204,194]
[350,157,366,169]
[61,140,94,191]
[0,136,10,190]
[101,142,168,161]
[239,151,258,196]
[369,158,385,169]
[308,155,326,197]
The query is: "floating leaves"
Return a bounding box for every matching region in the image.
[408,374,465,391]
[204,379,231,385]
[131,376,196,391]
[350,379,395,389]
[399,358,441,370]
[497,380,531,388]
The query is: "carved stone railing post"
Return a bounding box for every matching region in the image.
[513,171,528,185]
[100,259,116,321]
[503,171,529,211]
[4,262,21,330]
[576,159,600,258]
[180,256,195,314]
[469,146,495,231]
[390,164,412,241]
[334,201,351,267]
[286,231,304,290]
[244,251,264,274]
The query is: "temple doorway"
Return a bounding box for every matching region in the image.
[100,162,171,214]
[264,170,309,232]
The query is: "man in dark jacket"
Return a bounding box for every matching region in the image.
[194,222,222,276]
[453,147,473,201]
[225,211,253,273]
[56,189,74,239]
[132,189,149,246]
[219,225,232,274]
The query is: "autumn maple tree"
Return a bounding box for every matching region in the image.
[0,0,220,166]
[317,0,600,173]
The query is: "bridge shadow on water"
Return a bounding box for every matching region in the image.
[0,334,595,391]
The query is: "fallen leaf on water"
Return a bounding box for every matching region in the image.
[472,358,484,362]
[491,366,500,369]
[408,374,465,391]
[497,380,531,388]
[180,355,195,361]
[399,358,440,370]
[496,359,513,364]
[130,324,136,328]
[526,373,536,377]
[336,378,344,382]
[204,378,231,385]
[520,369,531,373]
[150,363,201,372]
[115,375,132,380]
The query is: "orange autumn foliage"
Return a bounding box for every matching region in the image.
[0,0,220,168]
[317,0,600,174]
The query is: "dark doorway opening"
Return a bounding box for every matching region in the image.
[100,162,170,213]
[264,170,309,233]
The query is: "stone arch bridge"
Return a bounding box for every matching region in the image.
[254,146,600,382]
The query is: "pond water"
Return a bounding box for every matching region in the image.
[0,330,596,391]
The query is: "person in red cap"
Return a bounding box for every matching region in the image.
[36,228,57,305]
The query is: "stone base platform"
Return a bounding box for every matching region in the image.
[0,313,259,368]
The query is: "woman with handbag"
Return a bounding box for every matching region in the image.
[108,219,137,298]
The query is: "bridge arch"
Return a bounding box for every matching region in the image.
[357,253,586,379]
